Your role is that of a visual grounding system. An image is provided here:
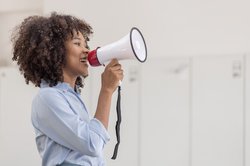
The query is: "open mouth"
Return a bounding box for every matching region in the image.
[80,57,87,63]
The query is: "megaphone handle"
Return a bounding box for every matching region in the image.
[111,85,122,159]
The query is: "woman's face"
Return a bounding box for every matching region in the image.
[63,31,89,79]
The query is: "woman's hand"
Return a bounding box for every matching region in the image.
[101,59,124,93]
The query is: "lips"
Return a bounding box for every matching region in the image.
[80,57,87,63]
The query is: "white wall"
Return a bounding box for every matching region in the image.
[0,10,42,66]
[0,0,42,12]
[191,55,244,166]
[2,0,250,64]
[0,68,41,165]
[43,0,250,58]
[0,0,42,66]
[246,55,250,166]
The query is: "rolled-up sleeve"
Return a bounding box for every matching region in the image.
[89,118,110,144]
[32,88,110,157]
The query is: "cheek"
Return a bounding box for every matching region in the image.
[66,52,79,64]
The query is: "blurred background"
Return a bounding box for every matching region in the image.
[0,0,250,165]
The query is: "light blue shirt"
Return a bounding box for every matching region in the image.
[31,81,110,166]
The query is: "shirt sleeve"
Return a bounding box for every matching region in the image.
[31,88,110,157]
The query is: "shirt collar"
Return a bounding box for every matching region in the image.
[40,80,79,94]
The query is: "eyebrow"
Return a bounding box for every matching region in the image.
[72,37,86,44]
[73,37,81,40]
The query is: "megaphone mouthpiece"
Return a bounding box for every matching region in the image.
[88,48,101,66]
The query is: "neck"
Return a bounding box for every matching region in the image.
[62,70,77,89]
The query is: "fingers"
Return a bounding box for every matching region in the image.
[101,59,124,92]
[105,59,122,71]
[106,59,119,67]
[110,60,123,80]
[109,66,124,82]
[104,59,124,82]
[110,65,122,71]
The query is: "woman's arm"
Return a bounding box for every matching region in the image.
[94,59,124,129]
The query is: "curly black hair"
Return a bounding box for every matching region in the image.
[11,12,93,89]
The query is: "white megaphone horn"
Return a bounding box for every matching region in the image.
[88,27,147,66]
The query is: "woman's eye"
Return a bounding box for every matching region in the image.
[74,42,81,46]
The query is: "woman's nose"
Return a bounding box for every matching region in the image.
[82,47,89,54]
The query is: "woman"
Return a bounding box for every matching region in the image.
[12,12,123,166]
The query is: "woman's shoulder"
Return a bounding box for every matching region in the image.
[34,86,64,103]
[39,86,61,95]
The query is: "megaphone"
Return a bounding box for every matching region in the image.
[88,27,147,66]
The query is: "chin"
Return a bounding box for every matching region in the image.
[82,73,88,78]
